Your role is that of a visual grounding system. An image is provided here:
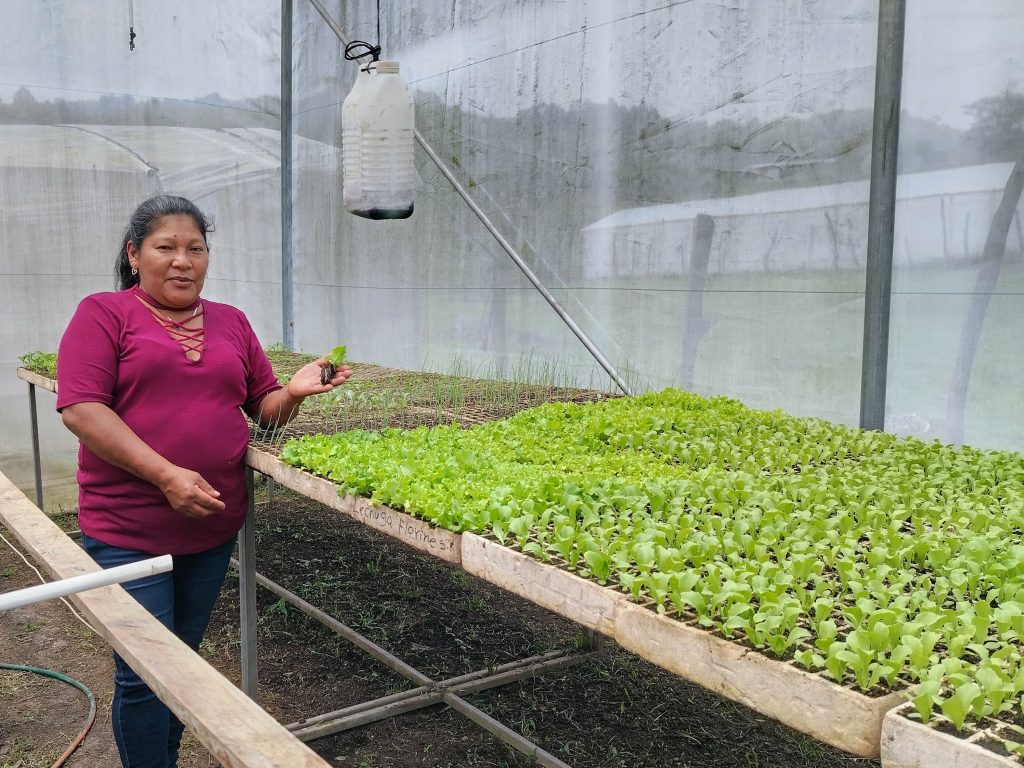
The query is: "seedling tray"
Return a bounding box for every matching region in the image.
[881,702,1021,767]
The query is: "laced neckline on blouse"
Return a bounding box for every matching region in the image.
[131,285,206,360]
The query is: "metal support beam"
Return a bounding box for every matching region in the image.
[286,649,570,732]
[251,567,431,684]
[304,0,632,396]
[27,382,43,510]
[293,690,444,740]
[859,0,907,430]
[282,0,295,349]
[238,467,260,700]
[288,649,587,741]
[241,556,588,768]
[289,686,441,735]
[443,693,572,768]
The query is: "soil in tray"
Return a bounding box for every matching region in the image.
[910,713,1024,764]
[981,723,1024,762]
[196,483,881,768]
[974,735,1024,763]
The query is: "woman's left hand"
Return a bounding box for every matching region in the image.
[285,359,353,398]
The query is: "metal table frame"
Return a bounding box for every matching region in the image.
[239,466,600,767]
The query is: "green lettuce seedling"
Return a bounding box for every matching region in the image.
[320,345,348,385]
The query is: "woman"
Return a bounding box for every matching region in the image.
[56,194,351,768]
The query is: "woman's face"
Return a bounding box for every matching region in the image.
[127,214,209,308]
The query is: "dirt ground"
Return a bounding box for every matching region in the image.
[0,526,121,768]
[1,486,881,768]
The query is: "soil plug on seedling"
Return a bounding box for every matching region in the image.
[321,345,347,385]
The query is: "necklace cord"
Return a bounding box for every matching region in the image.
[135,297,206,357]
[130,284,201,313]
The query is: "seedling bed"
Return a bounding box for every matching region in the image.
[254,350,617,450]
[250,448,902,757]
[200,484,880,768]
[248,447,462,564]
[465,531,906,756]
[16,366,57,393]
[273,389,1024,761]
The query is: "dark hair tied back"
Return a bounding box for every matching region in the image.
[115,195,214,290]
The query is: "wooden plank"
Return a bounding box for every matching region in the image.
[16,367,57,393]
[461,533,624,636]
[0,470,331,768]
[614,601,906,758]
[880,703,1017,768]
[246,448,461,564]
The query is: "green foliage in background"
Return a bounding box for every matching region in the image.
[18,351,57,378]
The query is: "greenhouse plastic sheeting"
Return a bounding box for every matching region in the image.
[1,1,1022,506]
[293,1,1022,448]
[0,1,281,504]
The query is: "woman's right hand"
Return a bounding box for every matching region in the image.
[62,402,227,519]
[157,466,226,519]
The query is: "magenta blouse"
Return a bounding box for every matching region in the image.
[56,287,281,555]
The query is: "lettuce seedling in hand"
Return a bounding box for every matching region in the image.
[321,345,347,385]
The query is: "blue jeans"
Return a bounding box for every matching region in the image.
[83,535,235,768]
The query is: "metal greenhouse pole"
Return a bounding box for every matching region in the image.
[306,0,632,396]
[282,0,296,350]
[859,0,907,430]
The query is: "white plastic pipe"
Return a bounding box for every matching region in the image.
[0,554,173,611]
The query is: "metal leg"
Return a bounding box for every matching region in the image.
[245,562,592,766]
[239,467,259,700]
[444,695,574,768]
[286,650,574,737]
[28,382,43,511]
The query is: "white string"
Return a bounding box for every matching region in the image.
[0,530,101,637]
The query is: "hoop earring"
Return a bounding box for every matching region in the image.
[131,266,138,276]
